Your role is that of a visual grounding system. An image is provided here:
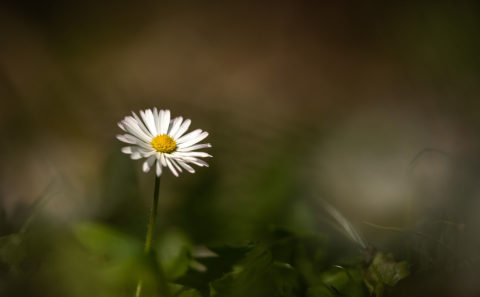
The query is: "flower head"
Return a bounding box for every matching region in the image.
[117,108,212,176]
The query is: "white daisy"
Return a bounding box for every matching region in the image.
[117,108,212,177]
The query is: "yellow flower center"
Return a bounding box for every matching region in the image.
[151,134,176,153]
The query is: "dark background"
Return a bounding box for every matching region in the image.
[1,1,480,296]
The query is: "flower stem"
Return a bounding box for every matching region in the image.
[135,174,161,297]
[145,175,161,253]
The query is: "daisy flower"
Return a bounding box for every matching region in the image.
[117,108,212,177]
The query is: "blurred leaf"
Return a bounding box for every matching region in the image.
[175,245,251,295]
[176,288,203,297]
[0,234,25,275]
[209,245,274,297]
[272,262,303,297]
[364,252,410,297]
[319,266,366,297]
[269,227,327,280]
[210,244,305,297]
[0,188,54,280]
[307,285,340,297]
[321,267,350,292]
[175,227,373,297]
[73,222,149,290]
[156,229,192,280]
[74,222,141,258]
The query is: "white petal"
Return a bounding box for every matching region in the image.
[123,146,154,157]
[175,155,207,166]
[136,141,155,150]
[144,109,158,136]
[124,116,149,136]
[142,155,156,172]
[160,153,167,166]
[176,159,195,173]
[117,134,152,150]
[176,143,211,152]
[184,157,209,167]
[122,118,152,143]
[118,122,127,132]
[177,132,209,148]
[153,107,161,134]
[161,110,170,134]
[173,151,212,158]
[116,134,137,144]
[165,158,179,177]
[169,157,182,172]
[131,111,152,137]
[138,110,154,136]
[168,117,183,136]
[121,146,133,154]
[176,129,202,144]
[130,152,143,160]
[172,119,191,139]
[156,159,162,176]
[158,110,165,134]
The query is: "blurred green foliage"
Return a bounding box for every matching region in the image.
[364,253,409,297]
[0,142,477,297]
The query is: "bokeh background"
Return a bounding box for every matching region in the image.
[1,1,480,296]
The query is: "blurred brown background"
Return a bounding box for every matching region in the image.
[1,1,480,296]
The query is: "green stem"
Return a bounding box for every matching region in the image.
[145,175,161,253]
[135,174,161,297]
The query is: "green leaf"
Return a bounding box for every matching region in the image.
[0,187,55,274]
[321,267,350,291]
[209,245,274,297]
[307,285,339,297]
[175,244,251,296]
[155,229,192,280]
[364,252,410,297]
[318,266,367,297]
[210,245,303,297]
[272,262,302,297]
[74,222,141,258]
[0,234,25,275]
[176,288,203,297]
[73,222,148,288]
